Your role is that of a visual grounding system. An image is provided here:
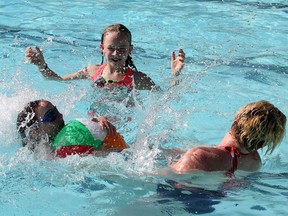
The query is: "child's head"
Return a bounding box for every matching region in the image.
[101,23,132,45]
[17,99,65,149]
[100,24,137,71]
[231,100,286,154]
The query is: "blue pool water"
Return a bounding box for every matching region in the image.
[1,0,288,215]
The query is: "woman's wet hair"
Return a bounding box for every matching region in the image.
[16,100,40,146]
[100,23,138,72]
[232,100,286,154]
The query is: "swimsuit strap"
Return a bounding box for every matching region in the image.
[91,64,106,82]
[224,146,242,177]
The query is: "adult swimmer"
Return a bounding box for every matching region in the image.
[16,99,128,158]
[25,23,185,91]
[167,100,286,177]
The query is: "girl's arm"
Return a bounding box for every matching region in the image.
[133,71,160,90]
[133,49,185,90]
[25,47,97,81]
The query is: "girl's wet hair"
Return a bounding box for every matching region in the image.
[232,100,286,154]
[100,23,138,72]
[16,100,40,146]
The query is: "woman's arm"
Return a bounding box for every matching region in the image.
[170,147,217,174]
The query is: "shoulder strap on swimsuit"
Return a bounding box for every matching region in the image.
[91,64,106,82]
[224,146,242,177]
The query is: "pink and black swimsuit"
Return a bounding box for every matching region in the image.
[92,64,134,90]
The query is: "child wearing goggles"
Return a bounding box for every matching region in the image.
[17,99,128,157]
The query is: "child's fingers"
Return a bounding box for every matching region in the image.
[178,49,185,62]
[105,122,116,135]
[171,51,176,61]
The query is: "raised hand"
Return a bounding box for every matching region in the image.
[171,48,185,76]
[25,46,46,67]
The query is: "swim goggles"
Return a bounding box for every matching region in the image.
[41,107,59,123]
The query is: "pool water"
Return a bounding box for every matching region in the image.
[1,0,288,215]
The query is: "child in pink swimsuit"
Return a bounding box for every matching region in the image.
[25,24,185,91]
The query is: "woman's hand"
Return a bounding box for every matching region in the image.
[171,49,185,76]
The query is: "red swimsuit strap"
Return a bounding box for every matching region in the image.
[224,146,244,177]
[91,64,106,82]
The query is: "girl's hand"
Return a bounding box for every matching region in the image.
[25,46,46,68]
[171,49,185,76]
[91,116,116,136]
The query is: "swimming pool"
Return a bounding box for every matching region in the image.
[1,0,288,215]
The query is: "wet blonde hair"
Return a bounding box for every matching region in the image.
[232,100,286,154]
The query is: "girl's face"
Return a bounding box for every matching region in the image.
[100,31,133,68]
